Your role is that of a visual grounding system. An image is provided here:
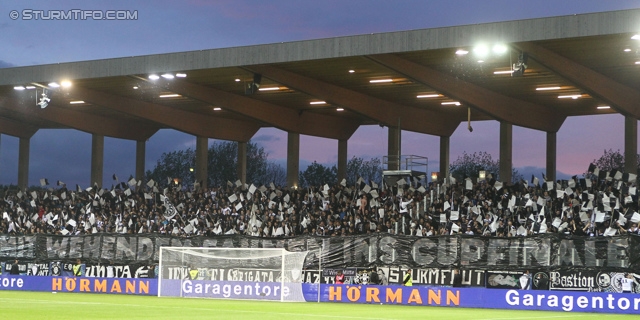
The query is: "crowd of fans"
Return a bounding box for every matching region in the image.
[1,167,640,238]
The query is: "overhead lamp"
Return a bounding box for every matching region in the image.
[442,101,461,106]
[176,73,187,78]
[61,80,72,88]
[624,48,632,52]
[159,93,181,98]
[369,79,393,83]
[245,73,262,94]
[492,44,508,54]
[258,87,281,91]
[632,34,640,40]
[477,60,484,63]
[69,100,85,104]
[148,74,160,80]
[13,86,25,91]
[235,78,241,82]
[473,44,489,57]
[133,86,139,90]
[493,70,514,75]
[213,107,222,111]
[558,94,581,99]
[48,82,60,88]
[309,101,326,105]
[37,90,50,109]
[417,94,440,98]
[635,61,640,65]
[455,49,469,55]
[536,86,561,91]
[161,74,175,79]
[597,106,611,109]
[336,108,344,111]
[348,69,355,73]
[25,86,36,90]
[511,52,528,77]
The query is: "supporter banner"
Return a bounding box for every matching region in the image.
[161,266,283,282]
[314,285,640,314]
[378,267,485,287]
[486,271,523,289]
[0,275,157,295]
[1,233,639,271]
[549,270,599,291]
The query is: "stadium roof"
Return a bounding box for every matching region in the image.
[1,9,640,142]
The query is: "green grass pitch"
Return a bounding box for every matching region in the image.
[0,290,637,320]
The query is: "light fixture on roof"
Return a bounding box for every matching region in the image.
[632,34,640,40]
[558,94,582,99]
[48,82,60,88]
[635,61,640,65]
[159,93,181,98]
[624,48,632,52]
[213,107,222,111]
[492,44,508,54]
[597,106,611,109]
[25,86,36,90]
[477,60,484,63]
[473,44,489,57]
[69,100,85,104]
[493,70,514,75]
[536,86,561,91]
[455,49,469,55]
[258,87,281,91]
[511,52,528,77]
[13,86,25,91]
[176,73,187,78]
[235,78,241,82]
[348,69,355,73]
[441,101,461,106]
[161,73,175,79]
[37,89,50,109]
[417,94,440,98]
[309,101,326,105]
[133,86,139,90]
[148,74,160,80]
[61,80,72,88]
[245,74,262,94]
[336,108,344,111]
[369,79,393,83]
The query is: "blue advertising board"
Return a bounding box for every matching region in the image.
[0,275,157,295]
[315,284,640,314]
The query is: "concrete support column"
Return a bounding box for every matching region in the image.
[287,132,300,188]
[439,136,450,183]
[18,137,30,189]
[91,134,104,188]
[625,116,638,175]
[388,126,401,170]
[195,136,208,189]
[136,140,146,182]
[499,121,513,184]
[237,141,247,185]
[546,132,557,182]
[337,139,348,182]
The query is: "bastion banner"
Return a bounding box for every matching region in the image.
[0,234,639,271]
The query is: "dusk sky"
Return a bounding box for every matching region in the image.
[1,0,639,186]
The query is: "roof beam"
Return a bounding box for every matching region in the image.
[71,86,260,142]
[151,79,359,140]
[515,41,640,119]
[368,54,566,132]
[0,95,157,140]
[0,116,38,138]
[246,65,459,137]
